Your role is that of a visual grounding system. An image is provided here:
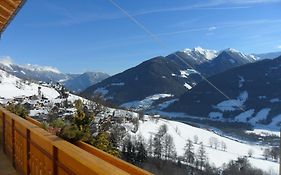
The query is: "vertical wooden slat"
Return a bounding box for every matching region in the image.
[12,119,15,168]
[53,146,58,175]
[2,113,5,153]
[26,129,30,175]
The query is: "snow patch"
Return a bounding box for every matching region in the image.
[270,98,281,103]
[234,109,255,123]
[249,108,270,125]
[184,83,192,90]
[180,69,198,78]
[215,91,248,112]
[157,99,178,110]
[94,87,108,96]
[121,94,173,111]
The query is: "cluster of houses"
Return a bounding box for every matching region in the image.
[0,86,77,122]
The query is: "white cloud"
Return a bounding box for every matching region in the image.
[208,26,217,31]
[0,56,13,68]
[277,45,281,49]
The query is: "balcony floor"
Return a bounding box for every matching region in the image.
[0,144,18,175]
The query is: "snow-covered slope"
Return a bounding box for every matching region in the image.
[0,69,59,99]
[132,116,278,174]
[0,69,88,103]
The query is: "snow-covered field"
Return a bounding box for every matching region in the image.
[131,116,279,174]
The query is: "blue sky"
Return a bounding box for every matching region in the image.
[0,0,281,75]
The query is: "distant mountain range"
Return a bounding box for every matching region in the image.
[81,47,258,107]
[0,60,109,93]
[63,72,109,93]
[253,51,281,60]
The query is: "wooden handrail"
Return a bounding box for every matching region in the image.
[0,107,152,175]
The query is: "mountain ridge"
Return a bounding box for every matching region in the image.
[81,47,257,107]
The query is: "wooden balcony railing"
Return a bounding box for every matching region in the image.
[0,106,152,175]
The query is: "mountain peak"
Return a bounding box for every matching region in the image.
[220,48,257,62]
[224,48,239,53]
[183,47,218,60]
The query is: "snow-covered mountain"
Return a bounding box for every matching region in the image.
[183,47,218,61]
[184,47,218,60]
[166,55,281,135]
[0,58,68,82]
[0,58,109,93]
[81,47,256,109]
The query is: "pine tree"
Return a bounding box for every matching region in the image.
[122,137,136,164]
[263,148,270,160]
[197,142,207,170]
[221,141,227,151]
[184,138,195,164]
[93,132,119,157]
[163,134,176,160]
[153,134,162,159]
[136,142,147,165]
[147,135,153,156]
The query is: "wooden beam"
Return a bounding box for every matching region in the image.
[0,6,12,19]
[4,0,19,9]
[0,1,16,12]
[0,0,25,33]
[0,13,9,22]
[0,15,8,23]
[0,4,13,16]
